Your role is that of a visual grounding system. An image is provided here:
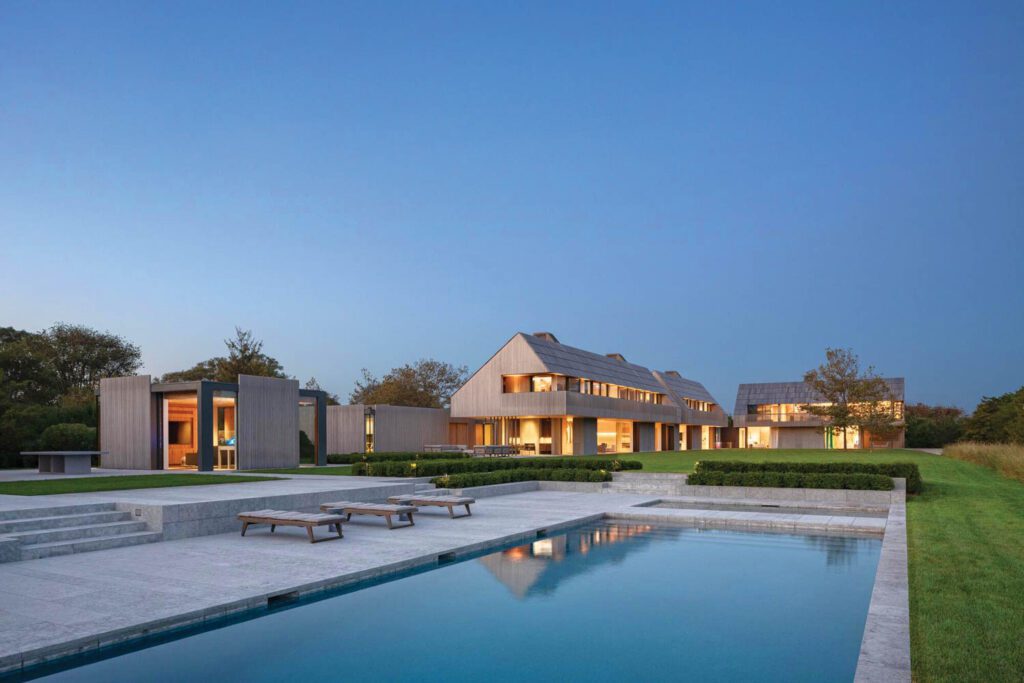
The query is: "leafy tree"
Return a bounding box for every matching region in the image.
[350,359,468,408]
[41,323,142,403]
[802,348,900,449]
[962,387,1024,444]
[0,327,60,409]
[160,328,287,383]
[305,376,340,405]
[905,404,965,448]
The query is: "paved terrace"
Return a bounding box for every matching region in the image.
[0,483,892,675]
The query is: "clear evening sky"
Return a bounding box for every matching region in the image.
[1,2,1021,411]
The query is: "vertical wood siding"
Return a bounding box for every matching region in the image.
[99,376,153,469]
[237,375,300,469]
[326,405,365,454]
[374,406,450,452]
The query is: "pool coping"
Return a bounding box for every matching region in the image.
[853,489,912,682]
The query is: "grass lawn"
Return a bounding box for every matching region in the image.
[0,474,282,496]
[252,465,355,476]
[616,448,1024,682]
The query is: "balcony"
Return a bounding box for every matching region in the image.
[740,412,824,426]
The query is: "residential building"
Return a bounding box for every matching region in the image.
[449,332,728,455]
[732,379,905,449]
[98,375,328,470]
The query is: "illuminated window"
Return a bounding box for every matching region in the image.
[364,407,375,453]
[531,376,553,392]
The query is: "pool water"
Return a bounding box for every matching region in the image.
[17,522,881,682]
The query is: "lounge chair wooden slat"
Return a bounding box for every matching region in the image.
[238,509,345,543]
[319,501,418,529]
[386,495,474,518]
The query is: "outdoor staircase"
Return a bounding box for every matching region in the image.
[0,503,162,562]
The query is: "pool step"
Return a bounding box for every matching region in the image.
[20,531,163,560]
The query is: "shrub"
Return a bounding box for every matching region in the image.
[687,470,893,491]
[351,457,642,477]
[693,460,922,493]
[326,452,473,464]
[431,468,612,488]
[37,423,97,451]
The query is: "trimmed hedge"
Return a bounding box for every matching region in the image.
[352,457,642,478]
[38,423,97,451]
[431,468,612,488]
[326,452,473,465]
[693,460,922,493]
[687,471,894,491]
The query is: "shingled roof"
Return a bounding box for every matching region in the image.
[519,333,668,395]
[734,378,905,415]
[653,371,719,406]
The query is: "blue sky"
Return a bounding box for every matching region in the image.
[1,1,1021,411]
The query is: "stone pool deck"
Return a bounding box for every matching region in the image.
[0,480,908,681]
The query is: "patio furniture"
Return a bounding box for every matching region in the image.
[22,451,106,475]
[387,494,475,518]
[237,509,344,543]
[319,501,418,529]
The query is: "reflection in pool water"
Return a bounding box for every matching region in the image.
[15,522,881,683]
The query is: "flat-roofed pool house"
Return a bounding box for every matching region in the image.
[98,375,328,470]
[732,378,905,449]
[449,332,728,455]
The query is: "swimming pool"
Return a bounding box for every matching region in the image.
[14,521,881,682]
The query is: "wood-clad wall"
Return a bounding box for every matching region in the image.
[237,375,300,469]
[99,375,153,469]
[450,334,548,418]
[326,405,365,454]
[374,405,450,452]
[326,404,452,454]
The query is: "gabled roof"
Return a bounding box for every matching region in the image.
[654,371,719,406]
[734,378,905,415]
[519,333,667,394]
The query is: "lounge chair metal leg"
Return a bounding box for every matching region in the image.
[465,504,472,516]
[271,524,276,533]
[307,526,316,543]
[335,523,343,538]
[408,512,414,526]
[448,505,455,519]
[241,521,249,536]
[385,515,394,530]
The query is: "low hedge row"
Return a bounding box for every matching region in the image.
[352,457,641,477]
[687,471,893,491]
[326,452,473,465]
[431,468,612,488]
[693,460,921,493]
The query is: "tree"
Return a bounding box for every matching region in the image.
[349,359,468,408]
[0,327,60,409]
[304,377,340,405]
[802,348,899,449]
[38,323,141,404]
[962,387,1024,444]
[905,404,965,448]
[160,328,287,383]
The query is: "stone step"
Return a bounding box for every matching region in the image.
[0,502,117,522]
[20,531,163,560]
[6,520,151,546]
[0,510,132,534]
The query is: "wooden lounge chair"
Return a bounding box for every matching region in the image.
[319,501,418,530]
[387,494,475,518]
[238,509,344,543]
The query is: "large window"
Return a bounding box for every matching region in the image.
[501,374,664,405]
[597,419,633,453]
